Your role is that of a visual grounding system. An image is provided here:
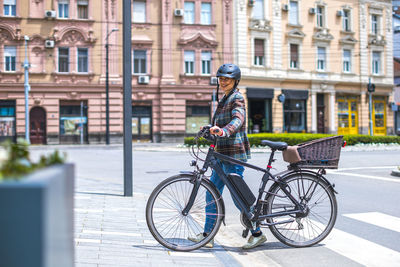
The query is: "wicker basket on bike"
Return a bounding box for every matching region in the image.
[282,136,343,169]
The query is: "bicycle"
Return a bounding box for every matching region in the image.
[146,125,344,251]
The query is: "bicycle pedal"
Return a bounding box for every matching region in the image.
[242,229,249,238]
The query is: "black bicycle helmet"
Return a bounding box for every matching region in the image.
[216,63,241,81]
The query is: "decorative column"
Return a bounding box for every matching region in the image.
[311,91,317,133]
[272,0,282,69]
[329,91,336,133]
[359,2,368,81]
[235,0,247,67]
[160,0,175,84]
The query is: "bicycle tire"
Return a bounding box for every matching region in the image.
[146,174,224,251]
[265,172,337,248]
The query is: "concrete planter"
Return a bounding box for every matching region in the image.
[0,164,75,267]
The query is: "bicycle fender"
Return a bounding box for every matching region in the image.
[178,171,226,225]
[280,169,338,194]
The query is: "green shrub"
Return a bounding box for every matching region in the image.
[0,139,66,181]
[183,133,400,147]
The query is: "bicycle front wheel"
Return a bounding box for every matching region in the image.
[265,172,337,248]
[146,174,224,251]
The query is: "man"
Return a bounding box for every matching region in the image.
[189,64,267,249]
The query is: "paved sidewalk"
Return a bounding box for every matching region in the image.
[74,176,242,267]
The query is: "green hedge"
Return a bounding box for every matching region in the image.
[184,133,400,146]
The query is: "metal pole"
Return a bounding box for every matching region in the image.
[369,78,374,136]
[105,42,110,144]
[123,0,133,196]
[23,36,30,144]
[105,28,118,145]
[80,101,84,144]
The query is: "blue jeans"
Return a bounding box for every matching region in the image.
[204,159,260,234]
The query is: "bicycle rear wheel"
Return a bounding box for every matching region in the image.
[146,174,224,251]
[265,172,337,247]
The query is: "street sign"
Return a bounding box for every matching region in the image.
[367,83,375,93]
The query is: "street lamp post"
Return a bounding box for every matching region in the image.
[23,35,30,144]
[105,28,119,145]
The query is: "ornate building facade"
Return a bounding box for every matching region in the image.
[234,0,395,136]
[0,0,233,143]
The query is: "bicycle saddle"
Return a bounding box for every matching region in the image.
[261,140,288,151]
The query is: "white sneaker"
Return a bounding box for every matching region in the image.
[242,234,267,249]
[188,233,214,248]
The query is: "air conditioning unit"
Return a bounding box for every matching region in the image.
[45,10,56,18]
[336,10,343,17]
[248,0,255,7]
[44,39,55,48]
[210,77,218,85]
[174,9,184,17]
[138,75,149,84]
[309,8,316,14]
[282,4,289,11]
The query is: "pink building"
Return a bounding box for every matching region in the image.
[0,0,233,144]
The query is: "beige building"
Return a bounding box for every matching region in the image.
[234,0,394,135]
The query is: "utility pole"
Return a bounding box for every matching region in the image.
[23,35,30,144]
[123,0,133,196]
[105,28,119,145]
[368,77,375,136]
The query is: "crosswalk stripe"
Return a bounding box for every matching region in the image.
[343,212,400,234]
[321,225,400,267]
[329,171,400,183]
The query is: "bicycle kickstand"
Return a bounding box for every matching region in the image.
[242,228,249,238]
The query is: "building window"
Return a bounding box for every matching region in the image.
[58,0,69,18]
[60,102,88,143]
[0,100,16,140]
[184,50,195,74]
[186,105,210,134]
[342,9,350,31]
[132,0,146,23]
[133,50,147,74]
[200,2,211,24]
[3,0,16,16]
[343,49,351,73]
[317,47,326,71]
[132,106,152,138]
[289,1,299,25]
[254,39,265,66]
[284,99,306,132]
[371,14,379,35]
[77,0,88,19]
[316,5,325,27]
[372,51,381,75]
[58,47,69,73]
[4,46,16,72]
[290,44,299,69]
[184,2,195,24]
[77,48,88,73]
[252,0,264,19]
[201,51,211,75]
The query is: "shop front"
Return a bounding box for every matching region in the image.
[282,90,308,133]
[0,100,16,142]
[59,101,88,144]
[186,102,210,135]
[372,96,386,136]
[132,104,152,141]
[337,96,359,135]
[246,88,273,133]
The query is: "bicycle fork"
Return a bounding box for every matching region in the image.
[181,173,202,216]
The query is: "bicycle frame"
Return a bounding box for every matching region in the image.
[182,143,307,227]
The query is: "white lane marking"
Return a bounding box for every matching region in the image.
[168,251,215,258]
[83,229,140,237]
[331,166,398,172]
[74,196,91,200]
[343,212,400,234]
[75,238,101,244]
[143,240,159,245]
[320,225,400,267]
[75,208,103,213]
[329,172,400,183]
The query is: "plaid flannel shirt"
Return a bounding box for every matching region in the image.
[213,89,251,162]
